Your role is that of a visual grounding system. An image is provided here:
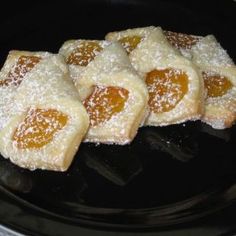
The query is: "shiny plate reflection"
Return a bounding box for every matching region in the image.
[0,121,236,229]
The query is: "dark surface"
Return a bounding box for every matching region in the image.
[1,0,236,235]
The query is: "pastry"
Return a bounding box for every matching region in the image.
[106,27,204,126]
[59,40,111,100]
[0,52,89,171]
[61,41,148,144]
[0,51,50,130]
[59,40,110,94]
[165,31,236,129]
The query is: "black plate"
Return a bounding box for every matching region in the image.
[1,1,236,235]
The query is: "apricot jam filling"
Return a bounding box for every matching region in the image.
[119,36,142,54]
[146,68,188,113]
[202,72,233,98]
[164,31,200,49]
[12,108,68,149]
[83,86,129,126]
[0,55,41,87]
[66,41,102,66]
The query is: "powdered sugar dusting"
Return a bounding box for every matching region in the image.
[164,31,201,50]
[146,68,188,113]
[83,85,129,127]
[191,35,234,67]
[106,27,203,126]
[0,52,46,131]
[0,52,89,171]
[12,108,68,149]
[164,31,236,129]
[59,40,111,83]
[67,42,148,144]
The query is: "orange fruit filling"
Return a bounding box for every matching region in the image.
[66,41,102,66]
[164,31,199,49]
[83,86,129,126]
[12,108,68,149]
[0,55,41,87]
[119,36,142,54]
[202,72,233,98]
[146,68,188,113]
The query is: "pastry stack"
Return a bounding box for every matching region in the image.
[0,26,235,171]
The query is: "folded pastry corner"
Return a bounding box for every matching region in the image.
[0,50,51,131]
[0,51,89,171]
[60,40,149,144]
[164,30,236,129]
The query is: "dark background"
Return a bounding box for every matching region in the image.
[1,0,236,235]
[0,0,236,65]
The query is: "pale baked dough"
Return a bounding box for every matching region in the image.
[106,27,204,126]
[0,51,51,130]
[65,42,149,144]
[0,52,89,171]
[197,65,236,129]
[59,40,110,86]
[183,35,236,129]
[165,32,236,129]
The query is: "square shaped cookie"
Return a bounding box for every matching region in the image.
[60,40,149,144]
[106,27,204,126]
[0,52,89,171]
[165,31,236,129]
